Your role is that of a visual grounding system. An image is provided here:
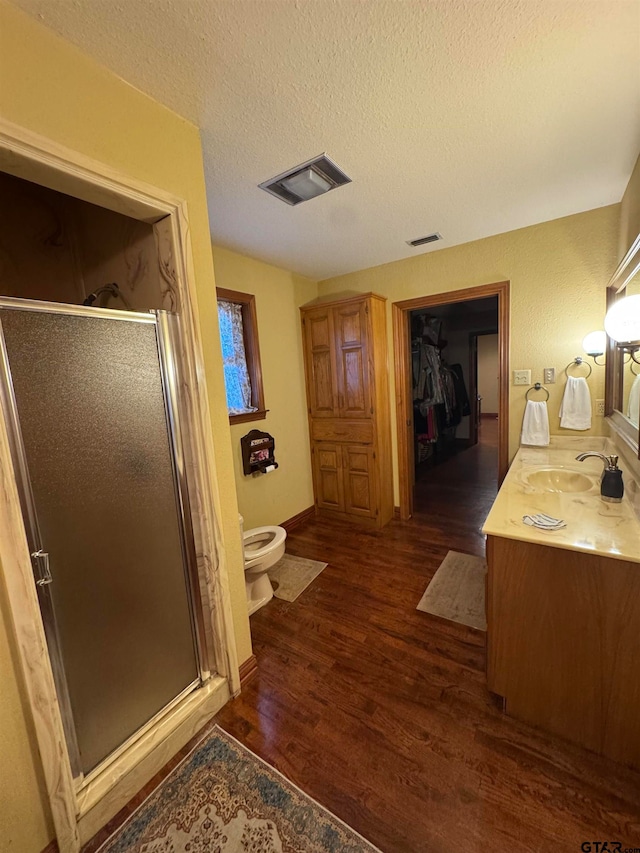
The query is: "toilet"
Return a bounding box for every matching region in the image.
[239,515,287,615]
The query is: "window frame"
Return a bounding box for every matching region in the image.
[216,287,267,424]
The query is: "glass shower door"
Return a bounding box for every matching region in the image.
[0,300,204,777]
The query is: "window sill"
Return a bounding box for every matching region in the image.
[229,409,268,426]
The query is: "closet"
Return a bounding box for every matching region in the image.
[410,299,497,472]
[300,293,393,527]
[411,311,470,467]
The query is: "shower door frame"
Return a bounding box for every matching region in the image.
[0,120,240,851]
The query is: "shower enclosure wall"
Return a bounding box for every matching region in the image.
[0,138,238,852]
[0,299,209,778]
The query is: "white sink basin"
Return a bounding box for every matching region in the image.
[523,467,594,493]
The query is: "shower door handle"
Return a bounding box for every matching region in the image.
[31,549,53,586]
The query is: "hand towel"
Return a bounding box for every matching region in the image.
[521,400,550,446]
[559,376,591,430]
[628,374,640,427]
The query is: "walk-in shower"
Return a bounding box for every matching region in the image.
[0,297,209,779]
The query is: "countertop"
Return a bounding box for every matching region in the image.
[482,437,640,564]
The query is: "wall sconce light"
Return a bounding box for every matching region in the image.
[582,330,607,365]
[604,294,640,364]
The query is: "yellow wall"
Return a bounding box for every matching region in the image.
[619,152,640,261]
[319,206,620,501]
[212,247,317,529]
[0,3,251,847]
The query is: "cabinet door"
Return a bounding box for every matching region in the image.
[313,442,344,511]
[302,307,338,418]
[343,444,376,519]
[334,301,371,418]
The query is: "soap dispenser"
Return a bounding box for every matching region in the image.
[575,452,624,502]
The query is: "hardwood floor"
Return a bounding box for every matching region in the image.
[84,420,640,852]
[413,417,499,556]
[217,419,640,852]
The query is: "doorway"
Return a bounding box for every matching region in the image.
[0,125,238,850]
[392,281,509,521]
[469,330,500,446]
[0,299,208,778]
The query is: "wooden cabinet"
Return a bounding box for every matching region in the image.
[301,293,393,528]
[302,305,338,418]
[333,300,371,418]
[313,442,344,512]
[487,535,640,770]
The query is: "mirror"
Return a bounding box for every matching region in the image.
[621,271,640,428]
[606,235,640,455]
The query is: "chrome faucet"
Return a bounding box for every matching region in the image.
[575,451,617,467]
[575,452,624,502]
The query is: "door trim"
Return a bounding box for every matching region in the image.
[392,281,510,521]
[0,119,240,851]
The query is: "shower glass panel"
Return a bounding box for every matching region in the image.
[0,302,202,775]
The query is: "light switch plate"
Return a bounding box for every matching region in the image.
[543,367,556,384]
[513,369,531,386]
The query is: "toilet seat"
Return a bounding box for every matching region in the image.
[243,525,286,568]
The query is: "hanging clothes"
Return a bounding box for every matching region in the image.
[414,343,445,404]
[411,342,470,453]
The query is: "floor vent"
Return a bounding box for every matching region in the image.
[407,233,442,247]
[259,154,351,206]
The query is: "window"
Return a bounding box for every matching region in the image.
[216,288,266,424]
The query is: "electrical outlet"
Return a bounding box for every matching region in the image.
[543,367,556,384]
[596,399,605,416]
[513,370,531,386]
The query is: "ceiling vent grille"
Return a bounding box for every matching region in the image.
[407,233,442,247]
[259,154,351,206]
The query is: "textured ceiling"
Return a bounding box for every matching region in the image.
[10,0,640,280]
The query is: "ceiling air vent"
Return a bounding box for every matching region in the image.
[407,233,442,247]
[259,154,351,206]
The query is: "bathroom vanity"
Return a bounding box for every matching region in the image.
[482,439,640,769]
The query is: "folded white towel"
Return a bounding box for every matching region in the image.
[521,400,550,446]
[559,376,591,430]
[628,374,640,427]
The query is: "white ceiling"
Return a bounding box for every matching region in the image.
[11,0,640,280]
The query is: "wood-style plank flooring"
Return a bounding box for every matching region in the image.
[217,420,640,852]
[85,420,640,852]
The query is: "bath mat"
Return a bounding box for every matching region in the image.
[417,550,487,630]
[97,725,381,852]
[268,553,327,602]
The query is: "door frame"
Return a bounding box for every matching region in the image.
[0,120,239,850]
[392,281,509,521]
[468,328,500,447]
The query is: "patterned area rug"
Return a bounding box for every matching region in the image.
[268,553,327,602]
[417,550,487,630]
[98,725,381,852]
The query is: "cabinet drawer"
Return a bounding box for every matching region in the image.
[311,419,373,444]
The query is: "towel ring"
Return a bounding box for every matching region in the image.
[565,356,592,378]
[526,382,550,401]
[631,361,640,377]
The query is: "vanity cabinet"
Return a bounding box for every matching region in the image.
[301,293,393,527]
[486,534,640,769]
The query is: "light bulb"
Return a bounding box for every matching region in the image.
[604,294,640,344]
[582,330,606,356]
